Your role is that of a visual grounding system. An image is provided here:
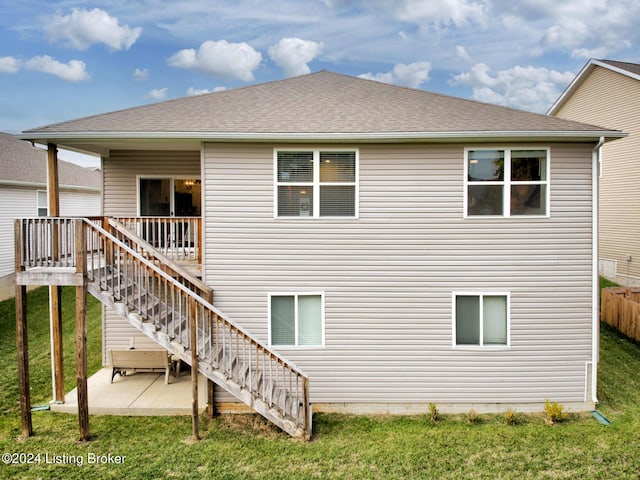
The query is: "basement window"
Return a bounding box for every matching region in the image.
[269,293,324,347]
[453,293,510,347]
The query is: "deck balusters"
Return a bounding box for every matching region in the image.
[17,217,310,438]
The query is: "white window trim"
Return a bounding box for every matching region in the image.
[452,291,511,350]
[463,147,550,218]
[274,148,359,219]
[268,292,325,349]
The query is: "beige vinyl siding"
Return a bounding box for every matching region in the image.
[553,66,640,282]
[203,142,594,406]
[103,150,200,216]
[102,150,200,362]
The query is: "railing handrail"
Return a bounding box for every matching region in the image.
[106,217,211,300]
[82,218,308,379]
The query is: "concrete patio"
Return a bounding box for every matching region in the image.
[51,367,208,416]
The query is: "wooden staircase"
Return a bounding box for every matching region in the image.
[16,217,311,440]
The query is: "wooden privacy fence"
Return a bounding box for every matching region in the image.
[601,287,640,342]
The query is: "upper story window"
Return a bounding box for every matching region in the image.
[465,148,549,217]
[275,149,358,218]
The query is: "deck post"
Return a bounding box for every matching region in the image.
[75,219,90,441]
[50,286,64,402]
[47,143,65,403]
[47,143,60,216]
[207,381,216,417]
[14,220,32,438]
[189,297,200,440]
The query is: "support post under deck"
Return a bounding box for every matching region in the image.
[75,219,90,441]
[14,219,32,437]
[47,143,65,403]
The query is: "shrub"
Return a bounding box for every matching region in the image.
[505,408,518,426]
[429,403,439,423]
[544,399,566,425]
[466,409,479,424]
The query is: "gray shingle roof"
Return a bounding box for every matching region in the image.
[24,70,616,138]
[0,132,101,188]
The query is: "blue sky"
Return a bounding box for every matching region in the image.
[1,0,639,166]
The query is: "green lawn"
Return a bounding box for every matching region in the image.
[1,285,640,479]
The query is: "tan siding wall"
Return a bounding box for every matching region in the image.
[554,66,640,283]
[203,142,594,406]
[103,150,200,216]
[102,150,200,362]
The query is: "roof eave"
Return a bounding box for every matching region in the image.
[19,129,627,146]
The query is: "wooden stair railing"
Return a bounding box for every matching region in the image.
[17,217,311,439]
[104,217,212,302]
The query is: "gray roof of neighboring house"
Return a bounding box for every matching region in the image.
[21,70,623,151]
[0,132,101,189]
[548,59,640,115]
[599,59,640,77]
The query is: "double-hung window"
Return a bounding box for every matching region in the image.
[269,293,324,347]
[465,148,549,217]
[37,190,48,216]
[275,149,358,218]
[453,293,509,347]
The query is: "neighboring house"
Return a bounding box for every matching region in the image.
[0,132,101,300]
[548,59,640,286]
[19,71,624,429]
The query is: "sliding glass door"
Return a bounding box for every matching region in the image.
[138,177,201,217]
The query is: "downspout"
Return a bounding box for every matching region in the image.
[591,136,605,405]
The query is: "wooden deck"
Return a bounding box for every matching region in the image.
[15,216,312,440]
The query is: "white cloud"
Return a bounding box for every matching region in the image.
[542,22,589,51]
[44,8,142,51]
[133,68,150,81]
[146,88,168,100]
[269,38,323,77]
[23,55,90,82]
[359,61,431,88]
[456,45,470,62]
[493,0,640,61]
[168,40,262,82]
[186,86,226,95]
[380,0,487,29]
[450,63,575,113]
[0,56,20,73]
[186,87,210,96]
